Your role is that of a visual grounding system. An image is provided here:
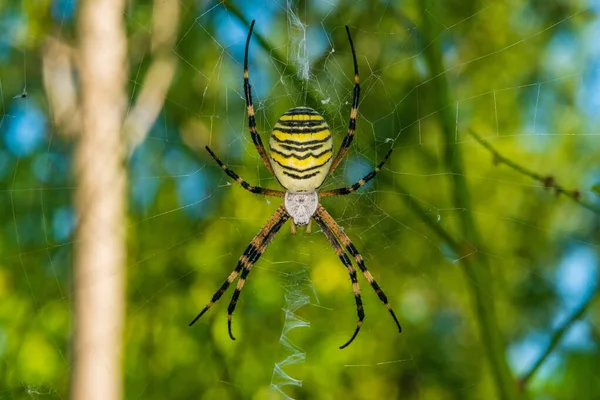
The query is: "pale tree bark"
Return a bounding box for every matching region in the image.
[72,0,128,398]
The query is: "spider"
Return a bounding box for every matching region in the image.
[189,20,402,349]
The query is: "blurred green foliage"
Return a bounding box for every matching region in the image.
[1,0,599,399]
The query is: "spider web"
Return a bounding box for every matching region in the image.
[1,0,600,398]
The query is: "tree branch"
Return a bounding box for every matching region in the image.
[518,281,599,389]
[42,37,81,139]
[124,0,180,153]
[469,130,600,216]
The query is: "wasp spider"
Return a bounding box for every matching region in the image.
[190,20,401,349]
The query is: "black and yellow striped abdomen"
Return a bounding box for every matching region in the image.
[269,107,333,192]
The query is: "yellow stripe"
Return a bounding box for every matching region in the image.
[272,129,331,142]
[279,115,324,122]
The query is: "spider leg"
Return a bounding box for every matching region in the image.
[313,215,364,349]
[319,149,392,198]
[328,26,360,176]
[189,205,289,333]
[244,20,275,176]
[316,205,402,336]
[226,206,289,340]
[206,146,284,197]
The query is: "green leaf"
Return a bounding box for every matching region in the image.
[592,184,600,197]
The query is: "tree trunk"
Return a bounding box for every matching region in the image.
[71,0,127,398]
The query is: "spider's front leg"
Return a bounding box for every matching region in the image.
[205,146,284,197]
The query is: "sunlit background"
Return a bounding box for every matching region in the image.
[1,0,599,398]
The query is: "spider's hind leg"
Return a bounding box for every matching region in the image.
[315,205,402,344]
[313,214,365,349]
[189,205,289,342]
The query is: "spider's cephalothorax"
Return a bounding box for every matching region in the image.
[269,107,333,192]
[190,20,402,349]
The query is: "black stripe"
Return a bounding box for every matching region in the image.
[282,170,321,180]
[353,85,360,109]
[278,143,328,153]
[273,126,329,134]
[271,134,332,146]
[271,147,331,160]
[356,295,364,320]
[277,120,325,127]
[347,243,359,257]
[341,134,354,148]
[271,155,332,173]
[349,118,356,131]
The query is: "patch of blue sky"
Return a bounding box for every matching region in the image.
[130,139,165,211]
[52,206,76,242]
[51,0,77,23]
[345,155,376,190]
[552,244,597,350]
[307,25,328,60]
[4,102,47,157]
[523,84,554,136]
[163,147,210,219]
[578,18,600,124]
[131,176,160,212]
[0,10,24,62]
[214,9,276,94]
[555,244,598,308]
[176,171,210,219]
[543,28,581,77]
[32,152,70,183]
[313,0,339,15]
[508,332,562,379]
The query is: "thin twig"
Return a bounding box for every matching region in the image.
[518,282,599,388]
[469,130,600,216]
[124,0,180,153]
[42,37,81,139]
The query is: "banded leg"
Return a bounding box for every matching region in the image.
[328,26,360,176]
[226,207,289,339]
[320,149,392,197]
[313,214,364,349]
[206,146,284,197]
[244,20,275,176]
[316,205,402,334]
[189,205,289,329]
